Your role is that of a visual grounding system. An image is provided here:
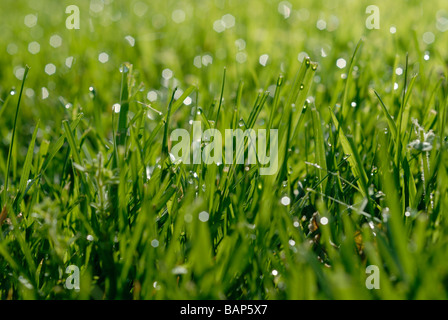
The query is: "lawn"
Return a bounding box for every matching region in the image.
[1,0,448,299]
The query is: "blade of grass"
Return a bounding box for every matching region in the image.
[4,66,30,205]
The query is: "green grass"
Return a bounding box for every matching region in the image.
[1,0,448,299]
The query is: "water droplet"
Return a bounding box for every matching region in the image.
[44,63,56,75]
[162,68,173,80]
[98,52,109,63]
[89,86,96,99]
[259,54,269,66]
[199,211,209,222]
[236,52,247,64]
[196,107,203,115]
[42,87,49,99]
[24,14,37,28]
[238,119,245,127]
[65,56,74,68]
[49,34,62,48]
[281,196,291,206]
[10,88,16,96]
[28,41,40,54]
[299,84,304,90]
[119,64,129,73]
[151,239,159,248]
[125,35,135,47]
[336,58,346,69]
[113,103,121,113]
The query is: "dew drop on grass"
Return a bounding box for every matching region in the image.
[281,196,291,206]
[238,119,245,127]
[89,86,96,99]
[42,87,49,99]
[98,52,109,63]
[119,64,129,73]
[147,90,157,102]
[49,35,62,48]
[18,276,34,290]
[151,239,159,248]
[10,88,16,95]
[299,84,304,90]
[24,14,37,28]
[199,211,209,222]
[297,52,308,62]
[44,63,56,75]
[196,107,203,115]
[236,52,247,63]
[172,266,188,275]
[66,56,74,68]
[112,103,121,113]
[320,217,329,225]
[213,19,226,33]
[336,58,346,69]
[7,43,18,55]
[87,235,94,241]
[125,35,135,47]
[423,31,435,44]
[272,270,278,276]
[222,14,235,28]
[28,41,40,54]
[25,88,34,98]
[259,54,269,66]
[184,96,192,105]
[316,19,327,30]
